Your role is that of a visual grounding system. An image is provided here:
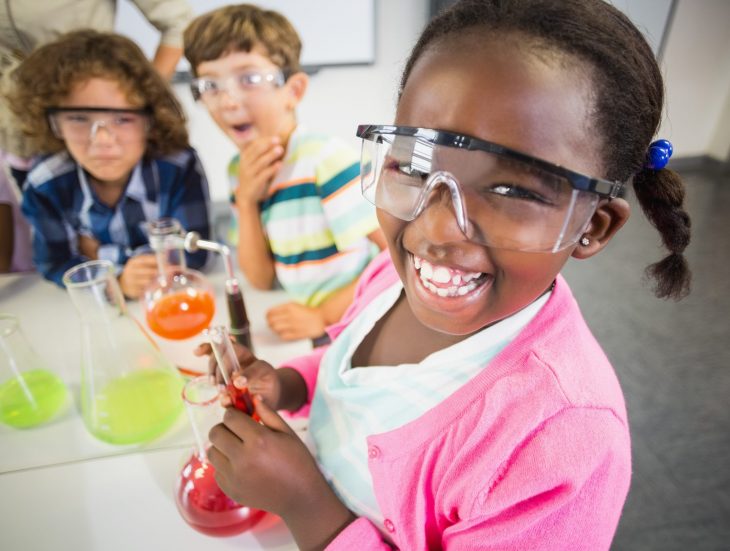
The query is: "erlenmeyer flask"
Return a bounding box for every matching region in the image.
[63,260,184,444]
[175,375,266,536]
[0,314,69,428]
[144,218,215,340]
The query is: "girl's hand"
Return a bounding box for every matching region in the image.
[266,302,326,341]
[208,397,355,547]
[236,136,285,204]
[193,342,282,409]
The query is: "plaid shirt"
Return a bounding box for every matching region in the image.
[22,148,210,286]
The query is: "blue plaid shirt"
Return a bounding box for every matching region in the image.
[22,148,211,286]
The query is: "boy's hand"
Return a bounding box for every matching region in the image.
[208,397,353,537]
[236,136,285,204]
[77,234,100,260]
[118,253,158,299]
[266,302,326,341]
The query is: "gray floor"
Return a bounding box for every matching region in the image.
[561,164,730,550]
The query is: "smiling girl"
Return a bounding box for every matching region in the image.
[196,1,692,549]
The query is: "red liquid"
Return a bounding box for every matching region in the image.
[147,289,215,340]
[175,452,266,536]
[227,383,259,421]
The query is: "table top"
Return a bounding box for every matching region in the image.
[0,266,309,550]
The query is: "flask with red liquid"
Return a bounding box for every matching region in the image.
[144,218,215,340]
[175,375,265,536]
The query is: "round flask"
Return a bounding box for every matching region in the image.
[175,375,265,536]
[144,218,215,340]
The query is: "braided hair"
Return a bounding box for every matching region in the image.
[400,0,691,299]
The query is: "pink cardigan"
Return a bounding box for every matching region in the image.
[282,251,631,550]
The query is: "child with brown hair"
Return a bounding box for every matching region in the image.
[8,30,211,299]
[184,4,385,341]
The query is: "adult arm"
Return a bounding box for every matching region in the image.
[131,0,193,79]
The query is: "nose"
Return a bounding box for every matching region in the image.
[89,120,115,144]
[412,173,471,244]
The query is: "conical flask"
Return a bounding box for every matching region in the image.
[174,375,266,536]
[63,260,184,444]
[144,218,215,340]
[0,314,69,428]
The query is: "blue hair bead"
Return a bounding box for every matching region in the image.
[646,139,673,170]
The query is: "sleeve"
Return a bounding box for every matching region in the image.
[21,184,84,286]
[441,407,631,550]
[315,139,380,251]
[165,150,211,270]
[130,0,194,47]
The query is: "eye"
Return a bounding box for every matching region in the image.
[113,115,138,125]
[64,113,91,124]
[199,79,219,94]
[238,72,264,87]
[383,159,428,180]
[488,183,551,204]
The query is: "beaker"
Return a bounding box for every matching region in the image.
[63,260,184,444]
[0,314,69,428]
[175,375,265,536]
[144,218,215,340]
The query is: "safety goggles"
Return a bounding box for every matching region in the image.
[190,69,286,103]
[357,125,625,253]
[47,107,150,144]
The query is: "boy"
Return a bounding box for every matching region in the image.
[184,4,385,342]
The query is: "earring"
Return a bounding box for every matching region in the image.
[579,236,590,247]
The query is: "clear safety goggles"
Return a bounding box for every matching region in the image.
[47,107,150,144]
[190,69,286,103]
[357,125,625,253]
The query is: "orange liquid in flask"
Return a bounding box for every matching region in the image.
[146,289,215,340]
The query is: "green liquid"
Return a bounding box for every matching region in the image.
[85,367,184,445]
[0,369,69,428]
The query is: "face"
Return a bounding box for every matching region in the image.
[59,78,147,187]
[386,34,607,336]
[195,49,300,149]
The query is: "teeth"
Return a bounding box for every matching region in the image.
[412,255,484,298]
[432,266,451,284]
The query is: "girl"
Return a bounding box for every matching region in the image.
[7,30,210,299]
[198,0,692,549]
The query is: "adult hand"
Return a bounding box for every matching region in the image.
[208,397,354,546]
[118,253,158,299]
[266,302,327,341]
[236,136,285,204]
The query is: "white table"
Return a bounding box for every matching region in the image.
[0,267,310,550]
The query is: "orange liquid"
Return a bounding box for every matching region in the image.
[146,289,215,340]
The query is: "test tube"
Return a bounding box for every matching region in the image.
[204,325,257,419]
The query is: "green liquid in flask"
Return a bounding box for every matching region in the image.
[0,369,69,428]
[85,367,183,445]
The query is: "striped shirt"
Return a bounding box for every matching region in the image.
[22,148,210,286]
[228,126,380,306]
[308,280,551,528]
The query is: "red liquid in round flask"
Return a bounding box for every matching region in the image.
[175,375,265,536]
[175,450,265,536]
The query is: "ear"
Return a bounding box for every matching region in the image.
[572,197,631,259]
[283,71,308,109]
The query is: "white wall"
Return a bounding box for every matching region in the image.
[175,0,428,203]
[658,0,730,160]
